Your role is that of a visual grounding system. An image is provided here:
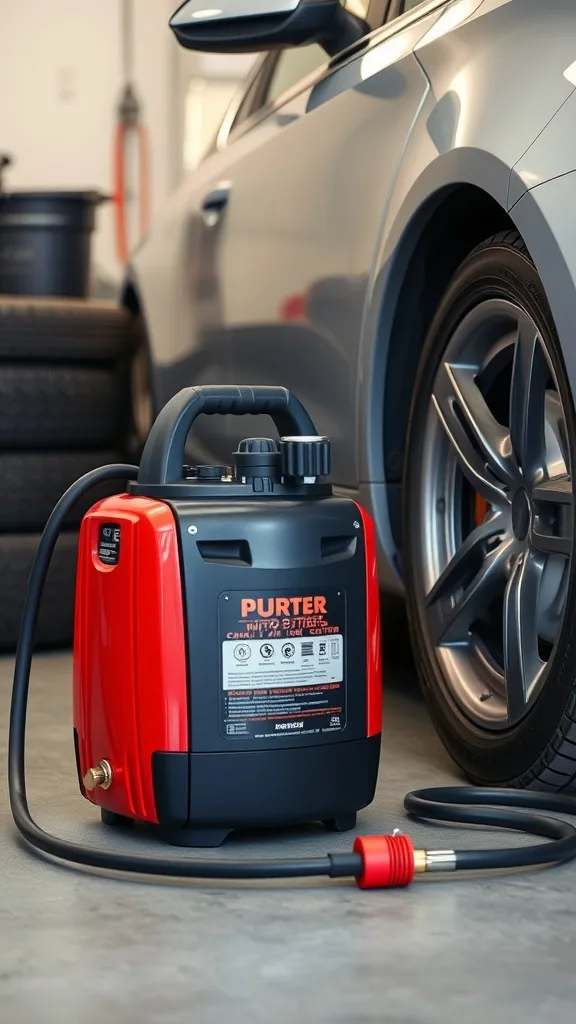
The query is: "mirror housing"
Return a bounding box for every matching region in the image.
[169,0,366,57]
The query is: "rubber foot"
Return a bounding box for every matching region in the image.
[100,809,133,828]
[322,813,357,833]
[161,827,232,849]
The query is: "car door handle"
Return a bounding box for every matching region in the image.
[201,185,230,226]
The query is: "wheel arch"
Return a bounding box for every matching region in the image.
[361,183,513,579]
[363,164,576,592]
[119,275,157,446]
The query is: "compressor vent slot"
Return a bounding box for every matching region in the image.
[320,535,357,563]
[196,539,252,567]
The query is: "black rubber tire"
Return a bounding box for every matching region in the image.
[403,231,576,790]
[0,531,79,651]
[0,451,126,531]
[0,365,130,449]
[0,298,139,649]
[0,298,138,362]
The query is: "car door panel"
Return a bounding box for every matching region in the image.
[131,154,238,465]
[207,9,444,484]
[130,87,315,465]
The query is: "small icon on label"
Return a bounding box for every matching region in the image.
[330,640,340,658]
[98,523,121,566]
[301,641,314,658]
[260,643,274,659]
[234,644,251,662]
[330,716,341,727]
[281,642,296,659]
[319,642,327,656]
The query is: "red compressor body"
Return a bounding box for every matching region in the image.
[73,385,382,847]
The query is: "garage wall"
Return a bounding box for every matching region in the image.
[0,0,179,291]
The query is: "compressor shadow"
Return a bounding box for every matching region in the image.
[379,594,419,697]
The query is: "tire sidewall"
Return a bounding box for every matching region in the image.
[403,239,576,785]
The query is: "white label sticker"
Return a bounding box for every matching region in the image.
[222,635,344,691]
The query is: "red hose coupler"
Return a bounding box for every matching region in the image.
[353,834,416,889]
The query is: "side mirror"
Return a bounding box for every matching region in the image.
[169,0,366,58]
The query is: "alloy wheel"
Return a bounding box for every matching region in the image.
[419,298,574,730]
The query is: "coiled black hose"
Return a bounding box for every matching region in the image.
[405,786,576,871]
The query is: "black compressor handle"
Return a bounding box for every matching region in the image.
[137,385,318,485]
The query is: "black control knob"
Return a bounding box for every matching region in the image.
[280,436,331,480]
[233,438,281,483]
[237,438,280,455]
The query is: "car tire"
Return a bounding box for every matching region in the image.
[0,365,130,448]
[0,450,127,531]
[0,297,140,649]
[0,532,80,651]
[0,297,138,361]
[403,231,576,790]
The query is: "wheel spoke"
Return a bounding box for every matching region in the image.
[433,362,513,507]
[426,532,513,647]
[503,550,546,724]
[420,299,573,730]
[531,475,573,557]
[544,391,569,476]
[426,512,507,606]
[509,318,548,486]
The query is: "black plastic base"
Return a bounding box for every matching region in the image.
[322,813,357,833]
[100,812,359,848]
[98,738,379,847]
[150,735,380,846]
[158,813,358,849]
[160,827,233,848]
[100,808,133,828]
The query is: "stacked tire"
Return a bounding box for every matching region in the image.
[0,297,140,650]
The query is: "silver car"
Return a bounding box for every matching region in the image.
[124,0,576,790]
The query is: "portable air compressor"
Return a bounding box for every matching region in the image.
[72,385,382,848]
[10,384,576,888]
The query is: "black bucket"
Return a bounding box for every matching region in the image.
[0,190,108,298]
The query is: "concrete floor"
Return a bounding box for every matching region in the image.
[2,606,576,1023]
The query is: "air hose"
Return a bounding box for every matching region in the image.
[8,466,576,888]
